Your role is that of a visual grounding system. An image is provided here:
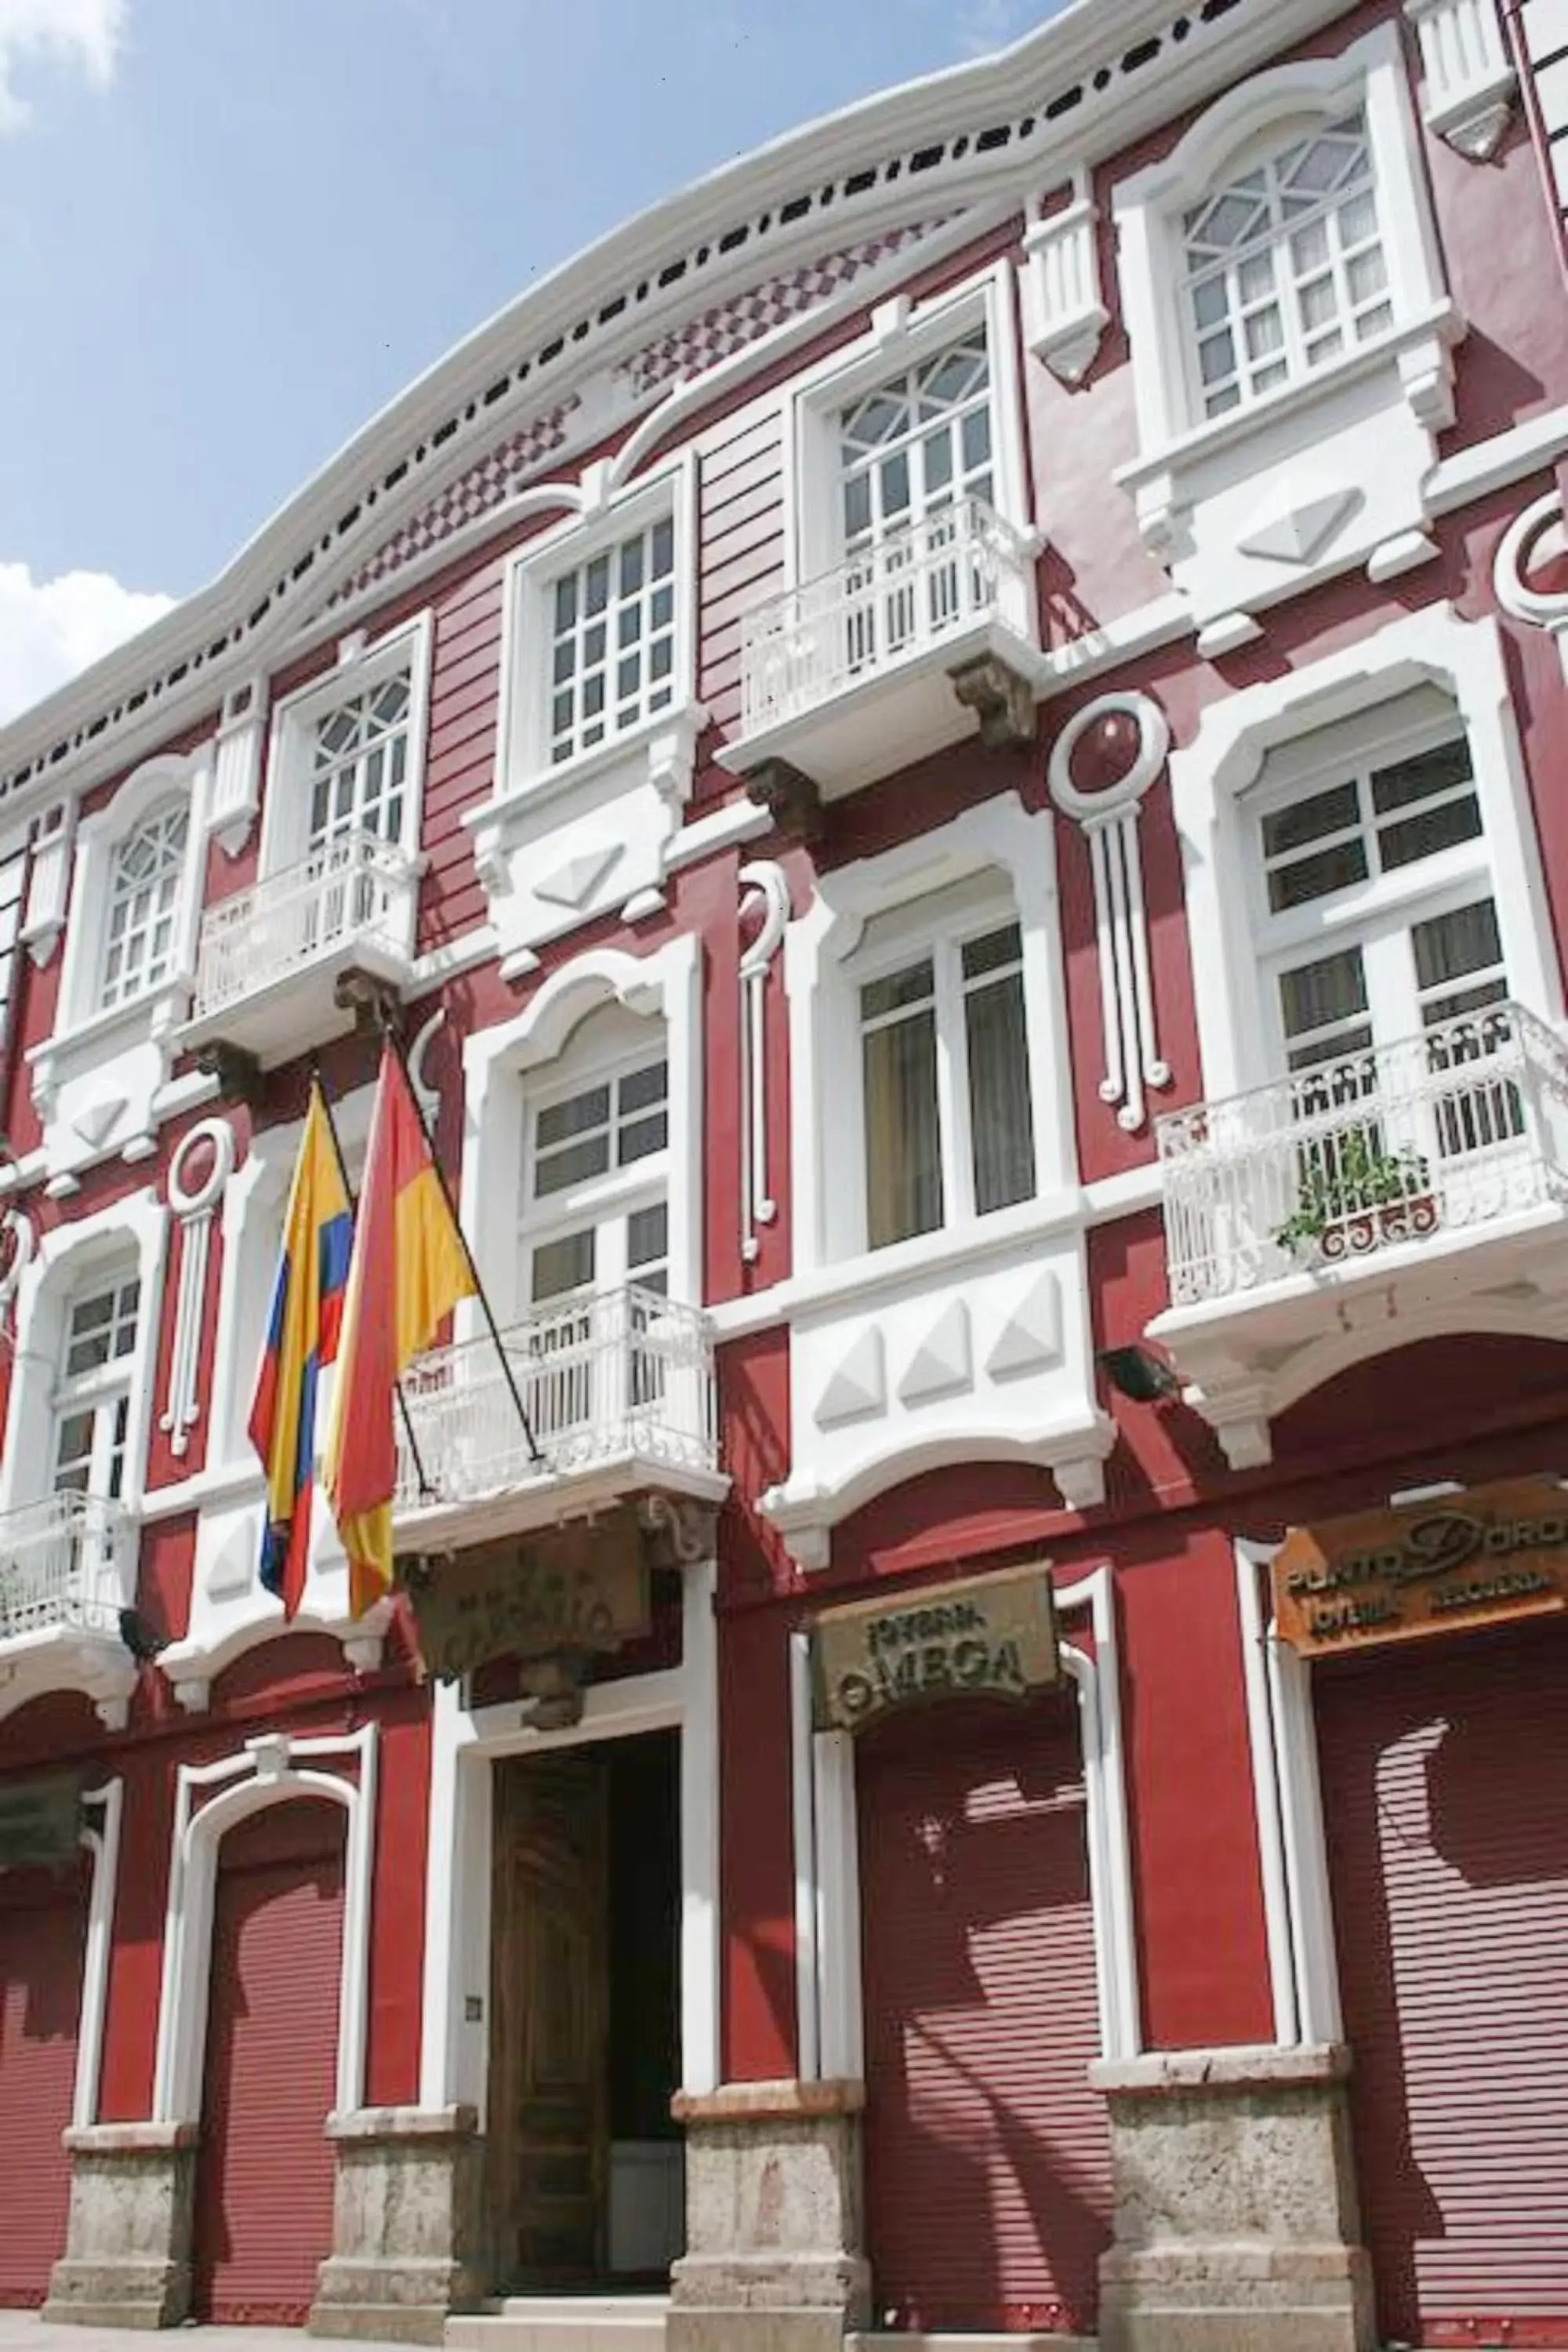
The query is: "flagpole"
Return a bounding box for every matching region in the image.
[311,1062,439,1504]
[380,1016,546,1468]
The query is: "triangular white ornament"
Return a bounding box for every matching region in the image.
[815,1326,887,1427]
[985,1273,1062,1379]
[898,1299,973,1404]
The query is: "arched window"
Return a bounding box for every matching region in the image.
[100,803,188,1011]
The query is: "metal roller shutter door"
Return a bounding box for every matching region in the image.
[193,1798,346,2325]
[857,1691,1112,2336]
[0,1860,89,2306]
[1316,1621,1568,2348]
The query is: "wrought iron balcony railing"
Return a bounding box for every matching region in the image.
[0,1493,129,1644]
[191,830,416,1021]
[1156,1002,1568,1309]
[739,495,1035,734]
[394,1284,720,1519]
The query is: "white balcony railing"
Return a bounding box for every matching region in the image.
[0,1493,129,1644]
[395,1285,720,1518]
[740,496,1035,734]
[1157,1002,1568,1308]
[192,830,416,1021]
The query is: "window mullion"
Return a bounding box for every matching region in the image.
[934,945,971,1224]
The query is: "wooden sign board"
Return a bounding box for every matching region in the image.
[0,1771,84,1870]
[407,1512,649,1685]
[1274,1475,1568,1658]
[812,1563,1060,1734]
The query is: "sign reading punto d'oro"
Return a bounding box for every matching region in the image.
[1274,1475,1568,1657]
[811,1564,1060,1733]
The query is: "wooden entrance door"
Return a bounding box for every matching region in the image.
[489,1752,610,2287]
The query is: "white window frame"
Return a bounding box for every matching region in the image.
[260,616,431,880]
[1114,23,1454,471]
[519,1025,673,1321]
[496,464,697,803]
[100,804,191,1014]
[783,260,1033,595]
[1167,608,1563,1112]
[44,752,204,1054]
[848,890,1039,1257]
[51,1267,143,1502]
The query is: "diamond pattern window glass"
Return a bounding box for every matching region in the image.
[307,671,411,855]
[837,334,993,557]
[101,804,188,1011]
[1183,111,1392,421]
[546,517,677,767]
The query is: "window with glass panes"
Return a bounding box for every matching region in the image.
[859,918,1036,1251]
[837,334,994,560]
[52,1274,140,1500]
[100,805,188,1011]
[1182,111,1391,421]
[306,670,411,855]
[546,517,677,767]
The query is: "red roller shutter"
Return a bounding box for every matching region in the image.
[857,1691,1112,2336]
[1316,1620,1568,2348]
[193,1798,346,2325]
[0,1858,89,2306]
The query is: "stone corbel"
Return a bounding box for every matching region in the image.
[1022,172,1110,385]
[194,1040,264,1109]
[746,757,825,848]
[949,651,1036,750]
[1397,310,1463,434]
[640,1492,720,1567]
[1406,0,1517,158]
[21,801,74,967]
[209,677,267,856]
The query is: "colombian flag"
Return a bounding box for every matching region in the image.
[325,1043,476,1619]
[249,1081,354,1618]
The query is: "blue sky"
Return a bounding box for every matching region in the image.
[0,0,1060,721]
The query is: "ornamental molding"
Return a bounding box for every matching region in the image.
[160,1119,238,1461]
[1405,0,1517,159]
[738,861,791,1265]
[1494,488,1568,674]
[1047,691,1173,1134]
[1022,172,1109,385]
[0,0,1352,826]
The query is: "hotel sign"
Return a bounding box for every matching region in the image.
[1274,1475,1568,1657]
[407,1513,650,1684]
[812,1565,1060,1733]
[0,1772,85,1870]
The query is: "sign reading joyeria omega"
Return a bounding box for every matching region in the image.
[1274,1475,1568,1657]
[811,1564,1060,1733]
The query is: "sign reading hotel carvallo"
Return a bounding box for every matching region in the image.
[812,1564,1060,1733]
[405,1510,650,1684]
[1273,1475,1568,1657]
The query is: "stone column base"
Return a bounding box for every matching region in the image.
[42,2123,199,2329]
[310,2106,486,2346]
[667,2080,871,2352]
[1091,2044,1375,2352]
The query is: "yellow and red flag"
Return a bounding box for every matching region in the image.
[324,1044,475,1617]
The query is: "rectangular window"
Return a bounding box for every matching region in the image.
[307,670,412,853]
[1261,733,1479,914]
[859,919,1036,1252]
[532,1060,670,1200]
[52,1274,140,1501]
[1184,111,1392,422]
[547,517,677,767]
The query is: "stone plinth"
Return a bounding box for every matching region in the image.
[667,2079,870,2352]
[310,2105,486,2345]
[42,2122,199,2329]
[1091,2043,1374,2352]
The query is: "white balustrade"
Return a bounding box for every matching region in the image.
[0,1493,129,1643]
[1157,1002,1568,1307]
[740,496,1036,734]
[192,830,416,1019]
[395,1284,720,1516]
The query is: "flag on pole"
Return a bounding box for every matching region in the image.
[325,1042,477,1618]
[249,1080,354,1618]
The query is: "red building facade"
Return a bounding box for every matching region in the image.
[2,2,1568,2346]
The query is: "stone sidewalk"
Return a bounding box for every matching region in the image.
[0,2322,411,2352]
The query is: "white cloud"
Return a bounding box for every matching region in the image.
[0,560,174,727]
[0,0,126,133]
[952,0,1039,60]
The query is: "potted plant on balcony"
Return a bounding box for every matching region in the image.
[1274,1133,1439,1265]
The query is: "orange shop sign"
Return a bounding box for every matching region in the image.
[1273,1475,1568,1657]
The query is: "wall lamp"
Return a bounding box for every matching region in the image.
[1096,1344,1182,1405]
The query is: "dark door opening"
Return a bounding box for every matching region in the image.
[488,1729,683,2292]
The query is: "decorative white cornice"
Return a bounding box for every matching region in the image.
[1406,0,1517,159]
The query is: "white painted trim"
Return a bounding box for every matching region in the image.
[789,1628,821,2082]
[418,1555,721,2116]
[804,1563,1142,2086]
[1426,401,1568,514]
[49,748,209,1047]
[152,1725,376,2125]
[258,612,434,879]
[73,1776,124,2130]
[1236,1539,1344,2048]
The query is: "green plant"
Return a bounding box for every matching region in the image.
[1274,1131,1432,1255]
